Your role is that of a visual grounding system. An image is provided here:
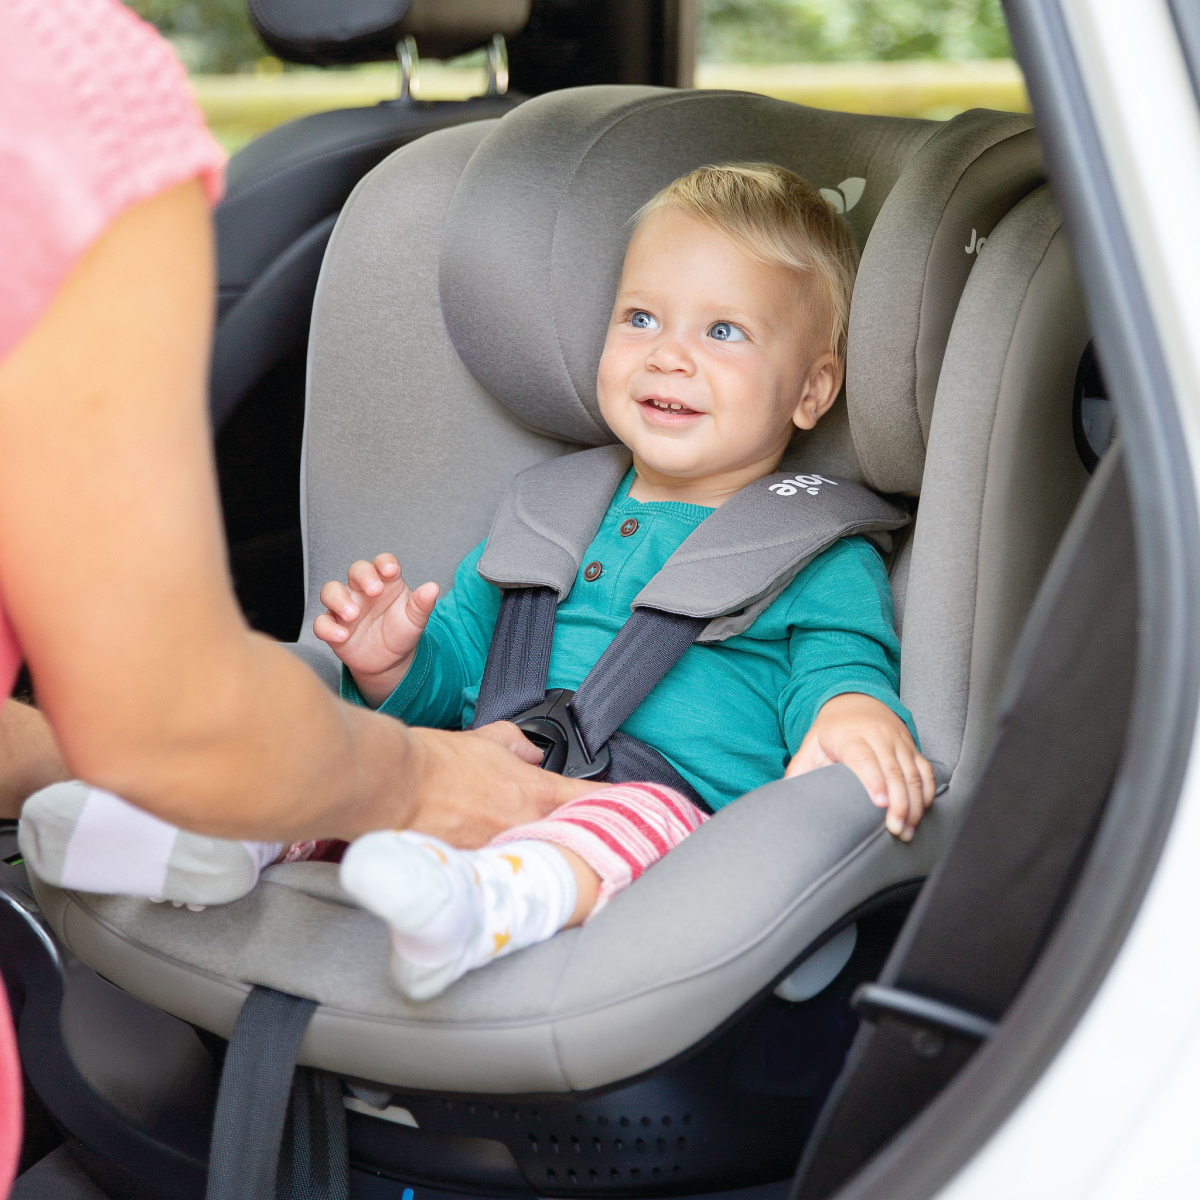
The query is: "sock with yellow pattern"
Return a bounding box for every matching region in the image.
[339,831,577,1001]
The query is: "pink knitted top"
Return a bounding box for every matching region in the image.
[0,0,225,1187]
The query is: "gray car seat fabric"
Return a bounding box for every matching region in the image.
[31,88,1089,1096]
[901,185,1090,785]
[30,766,949,1092]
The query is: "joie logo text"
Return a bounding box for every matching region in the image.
[769,474,839,497]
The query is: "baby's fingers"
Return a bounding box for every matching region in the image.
[374,553,401,582]
[405,581,440,629]
[313,612,350,645]
[347,558,388,598]
[319,579,359,621]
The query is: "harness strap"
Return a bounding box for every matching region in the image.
[570,609,708,757]
[472,587,557,728]
[205,985,347,1200]
[471,589,708,808]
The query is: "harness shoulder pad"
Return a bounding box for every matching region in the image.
[632,471,910,643]
[478,444,632,598]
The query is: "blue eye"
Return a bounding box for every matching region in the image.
[630,310,659,330]
[708,322,746,342]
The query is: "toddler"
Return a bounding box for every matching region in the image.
[319,163,934,998]
[19,164,934,1001]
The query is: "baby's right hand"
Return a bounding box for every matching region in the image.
[313,554,439,708]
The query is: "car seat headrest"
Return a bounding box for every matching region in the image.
[440,88,1041,493]
[249,0,531,66]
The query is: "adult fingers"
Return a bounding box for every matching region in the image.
[319,579,357,621]
[472,720,543,765]
[348,558,386,598]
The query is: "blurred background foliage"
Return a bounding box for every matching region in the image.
[699,0,1010,63]
[127,0,1012,73]
[126,0,267,74]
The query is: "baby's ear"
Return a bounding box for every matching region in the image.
[792,353,844,430]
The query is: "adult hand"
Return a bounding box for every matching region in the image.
[402,724,596,847]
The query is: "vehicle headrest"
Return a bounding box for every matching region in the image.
[440,87,1041,495]
[249,0,531,66]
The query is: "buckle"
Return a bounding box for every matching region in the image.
[513,689,611,780]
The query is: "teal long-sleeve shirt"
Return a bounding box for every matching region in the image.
[343,471,914,813]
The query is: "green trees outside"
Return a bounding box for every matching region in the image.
[125,0,1013,74]
[126,0,266,73]
[699,0,1011,63]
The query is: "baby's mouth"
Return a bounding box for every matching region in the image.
[638,396,701,418]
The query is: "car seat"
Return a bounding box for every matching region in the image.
[9,86,1092,1199]
[215,0,529,641]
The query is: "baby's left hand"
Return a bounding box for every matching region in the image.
[786,693,935,841]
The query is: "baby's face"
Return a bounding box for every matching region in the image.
[597,208,835,487]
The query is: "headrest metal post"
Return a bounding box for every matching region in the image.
[397,35,420,101]
[486,34,509,97]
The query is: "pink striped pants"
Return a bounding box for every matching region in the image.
[489,783,708,914]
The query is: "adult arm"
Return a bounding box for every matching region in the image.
[0,180,584,844]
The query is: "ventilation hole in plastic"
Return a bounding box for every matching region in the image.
[656,1138,666,1153]
[630,1168,641,1180]
[635,1138,645,1153]
[528,1134,538,1151]
[598,1116,609,1126]
[620,1116,630,1127]
[532,1110,541,1123]
[641,1116,651,1127]
[662,1116,672,1127]
[673,1165,683,1176]
[677,1137,687,1151]
[567,1169,577,1183]
[593,1138,602,1152]
[614,1139,624,1151]
[589,1169,599,1181]
[512,1108,520,1121]
[652,1167,662,1179]
[491,1107,500,1119]
[547,1169,557,1180]
[683,1114,692,1125]
[550,1136,560,1154]
[610,1169,620,1182]
[467,1103,476,1115]
[443,1100,453,1111]
[576,1113,587,1125]
[571,1136,581,1153]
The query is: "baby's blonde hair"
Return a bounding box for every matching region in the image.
[635,163,859,360]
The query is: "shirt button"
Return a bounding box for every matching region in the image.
[620,518,639,537]
[583,561,603,582]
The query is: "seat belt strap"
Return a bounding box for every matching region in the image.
[278,1068,349,1200]
[471,587,558,728]
[791,447,1137,1199]
[205,985,346,1200]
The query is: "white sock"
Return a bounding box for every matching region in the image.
[339,833,578,1001]
[19,781,282,905]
